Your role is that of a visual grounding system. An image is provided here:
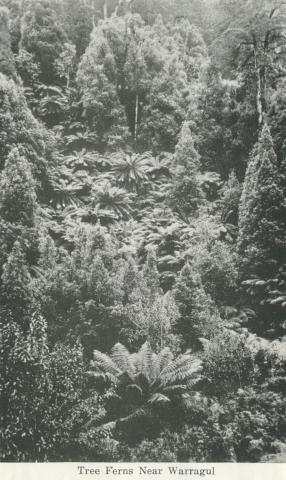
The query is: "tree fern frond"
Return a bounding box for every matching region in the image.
[95,420,117,432]
[133,342,154,382]
[158,356,202,386]
[125,384,143,404]
[162,366,201,387]
[86,371,117,387]
[157,354,190,380]
[185,375,204,389]
[118,371,135,389]
[153,347,174,377]
[143,342,156,382]
[180,393,197,410]
[158,353,189,378]
[148,393,171,405]
[111,343,134,375]
[134,372,150,394]
[84,410,107,430]
[92,350,121,376]
[117,407,150,428]
[161,385,188,395]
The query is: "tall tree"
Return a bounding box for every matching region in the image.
[169,121,202,218]
[214,0,286,127]
[77,13,201,152]
[20,0,68,84]
[237,124,286,335]
[173,263,221,350]
[0,147,39,281]
[0,71,56,199]
[238,124,286,279]
[0,147,38,227]
[76,16,129,150]
[0,240,34,325]
[60,0,94,56]
[188,67,257,178]
[142,248,161,301]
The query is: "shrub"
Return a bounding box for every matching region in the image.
[190,241,238,305]
[0,310,99,461]
[202,331,255,397]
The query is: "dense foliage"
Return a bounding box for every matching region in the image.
[1,0,286,463]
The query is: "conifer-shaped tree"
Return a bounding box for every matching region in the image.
[0,72,55,193]
[0,240,33,327]
[0,147,37,227]
[220,171,242,225]
[170,121,202,218]
[0,147,39,277]
[237,124,286,280]
[173,263,221,350]
[138,52,189,153]
[76,18,129,150]
[142,248,161,302]
[121,256,145,305]
[237,125,286,335]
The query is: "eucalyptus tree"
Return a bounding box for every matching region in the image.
[214,0,286,127]
[77,12,207,152]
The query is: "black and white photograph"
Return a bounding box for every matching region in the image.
[1,0,286,467]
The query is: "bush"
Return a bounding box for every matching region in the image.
[190,241,238,305]
[0,311,99,461]
[202,331,255,397]
[220,387,286,462]
[117,423,235,462]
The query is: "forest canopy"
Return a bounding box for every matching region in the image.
[1,0,286,463]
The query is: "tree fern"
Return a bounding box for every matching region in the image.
[89,342,204,435]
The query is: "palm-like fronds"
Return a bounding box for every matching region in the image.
[148,153,173,179]
[156,355,202,388]
[111,343,135,377]
[109,151,153,191]
[148,393,171,405]
[36,84,67,118]
[153,347,174,377]
[132,342,155,382]
[90,342,203,433]
[91,350,121,377]
[90,182,133,221]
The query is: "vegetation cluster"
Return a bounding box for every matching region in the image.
[1,0,286,462]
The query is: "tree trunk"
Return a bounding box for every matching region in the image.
[253,46,264,128]
[134,93,139,140]
[256,67,264,128]
[103,1,108,19]
[18,0,26,53]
